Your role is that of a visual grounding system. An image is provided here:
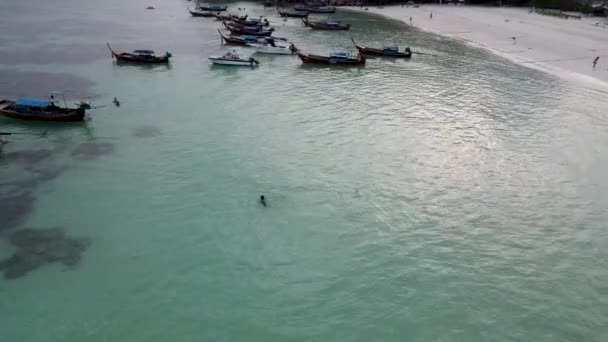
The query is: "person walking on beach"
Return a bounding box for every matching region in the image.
[593,56,599,69]
[430,12,433,19]
[409,16,412,24]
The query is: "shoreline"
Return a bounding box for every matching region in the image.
[348,5,608,88]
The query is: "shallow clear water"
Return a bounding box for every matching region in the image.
[1,1,608,341]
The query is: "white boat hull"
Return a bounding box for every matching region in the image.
[209,58,256,66]
[249,44,294,55]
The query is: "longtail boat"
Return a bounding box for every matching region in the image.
[277,8,309,18]
[214,13,233,20]
[297,50,365,66]
[309,6,336,13]
[107,43,172,63]
[188,8,215,17]
[295,5,336,13]
[351,38,412,58]
[232,17,270,27]
[218,30,263,45]
[302,18,350,30]
[223,22,274,37]
[0,95,86,122]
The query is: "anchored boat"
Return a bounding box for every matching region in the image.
[188,8,215,17]
[107,43,172,64]
[197,4,227,11]
[209,51,259,66]
[277,8,309,18]
[297,50,365,66]
[295,5,336,13]
[351,38,412,58]
[0,94,87,122]
[302,18,350,30]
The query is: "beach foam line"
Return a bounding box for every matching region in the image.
[347,5,608,90]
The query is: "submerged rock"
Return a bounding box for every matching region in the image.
[31,164,70,182]
[0,185,36,233]
[71,142,114,160]
[133,125,162,138]
[1,149,53,167]
[0,227,91,279]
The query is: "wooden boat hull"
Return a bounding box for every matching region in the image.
[351,39,412,58]
[107,43,170,64]
[297,52,365,66]
[232,18,269,27]
[218,30,258,45]
[302,18,350,30]
[0,100,85,122]
[225,27,273,37]
[277,9,309,18]
[188,8,215,17]
[112,53,170,63]
[354,45,412,58]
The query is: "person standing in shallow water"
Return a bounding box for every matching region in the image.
[593,56,599,69]
[430,12,432,19]
[260,195,266,207]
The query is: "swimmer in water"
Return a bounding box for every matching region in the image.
[260,195,266,207]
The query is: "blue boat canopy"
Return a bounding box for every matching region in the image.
[15,97,49,107]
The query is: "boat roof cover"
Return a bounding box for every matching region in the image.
[133,49,154,55]
[15,97,49,107]
[330,51,349,58]
[384,45,398,51]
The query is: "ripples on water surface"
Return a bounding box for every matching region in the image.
[1,1,607,341]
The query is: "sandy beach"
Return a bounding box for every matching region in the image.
[351,5,608,88]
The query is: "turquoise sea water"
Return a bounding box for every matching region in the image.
[1,1,608,341]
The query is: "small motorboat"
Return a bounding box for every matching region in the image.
[197,4,227,11]
[302,18,350,30]
[0,94,87,122]
[297,50,365,66]
[351,38,412,58]
[277,8,309,18]
[209,51,259,66]
[249,41,297,55]
[188,8,215,17]
[107,43,172,63]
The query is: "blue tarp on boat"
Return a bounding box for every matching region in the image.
[15,97,49,107]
